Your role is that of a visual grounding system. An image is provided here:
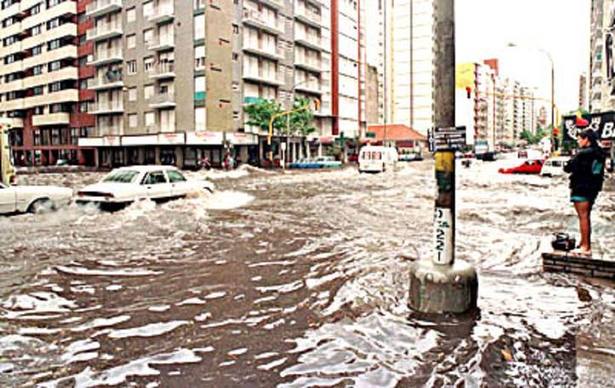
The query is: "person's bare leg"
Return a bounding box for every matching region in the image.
[574,201,591,253]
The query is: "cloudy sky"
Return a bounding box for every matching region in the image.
[456,0,591,114]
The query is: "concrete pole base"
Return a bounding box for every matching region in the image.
[408,259,478,314]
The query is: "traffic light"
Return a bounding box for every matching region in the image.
[465,86,472,99]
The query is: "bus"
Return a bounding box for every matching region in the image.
[0,120,15,185]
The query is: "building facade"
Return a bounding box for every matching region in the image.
[75,0,367,167]
[0,0,96,166]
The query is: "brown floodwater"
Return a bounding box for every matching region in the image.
[0,160,613,387]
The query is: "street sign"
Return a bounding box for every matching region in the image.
[428,126,467,152]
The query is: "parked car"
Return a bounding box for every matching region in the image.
[76,166,215,211]
[540,157,570,177]
[399,151,423,162]
[358,145,398,173]
[498,159,544,174]
[288,156,342,169]
[0,182,72,215]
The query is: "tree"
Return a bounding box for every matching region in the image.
[287,97,316,137]
[243,99,285,135]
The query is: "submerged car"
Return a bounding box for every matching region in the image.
[0,182,72,215]
[498,159,544,174]
[288,156,342,169]
[76,166,214,210]
[540,157,570,177]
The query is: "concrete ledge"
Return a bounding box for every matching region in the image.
[542,251,615,280]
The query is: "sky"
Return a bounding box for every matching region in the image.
[456,0,591,114]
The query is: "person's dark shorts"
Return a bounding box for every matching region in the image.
[570,192,598,204]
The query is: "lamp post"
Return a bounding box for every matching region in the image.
[507,43,555,150]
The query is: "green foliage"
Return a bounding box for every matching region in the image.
[243,97,317,137]
[520,127,548,145]
[287,97,316,137]
[243,99,284,134]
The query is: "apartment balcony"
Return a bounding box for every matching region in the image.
[32,113,70,126]
[295,6,322,28]
[4,118,24,128]
[243,71,284,86]
[148,38,175,52]
[90,72,124,90]
[86,0,122,18]
[91,102,124,115]
[295,35,323,51]
[242,8,285,35]
[149,93,176,109]
[87,49,123,66]
[294,83,321,95]
[242,42,284,61]
[149,63,176,80]
[259,0,283,8]
[148,6,175,24]
[87,23,123,42]
[295,58,322,73]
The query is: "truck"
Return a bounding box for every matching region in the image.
[474,139,496,161]
[0,119,16,185]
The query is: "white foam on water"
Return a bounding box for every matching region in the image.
[200,191,255,210]
[107,320,190,339]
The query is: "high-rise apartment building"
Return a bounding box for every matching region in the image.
[76,0,366,167]
[579,73,588,110]
[378,0,434,136]
[0,0,96,166]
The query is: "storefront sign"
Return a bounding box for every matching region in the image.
[102,136,121,147]
[227,132,257,145]
[158,133,185,145]
[121,135,158,146]
[186,131,223,145]
[563,111,615,142]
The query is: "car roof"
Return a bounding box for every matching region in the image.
[114,165,178,173]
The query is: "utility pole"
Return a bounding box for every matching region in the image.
[408,0,478,314]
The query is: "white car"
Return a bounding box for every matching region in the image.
[540,156,570,177]
[76,166,214,210]
[0,182,73,215]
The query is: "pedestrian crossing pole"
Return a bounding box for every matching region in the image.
[407,0,477,314]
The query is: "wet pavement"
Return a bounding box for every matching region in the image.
[1,160,614,387]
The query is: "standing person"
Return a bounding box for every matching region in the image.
[563,128,606,256]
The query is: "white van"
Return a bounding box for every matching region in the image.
[358,145,398,173]
[540,156,569,177]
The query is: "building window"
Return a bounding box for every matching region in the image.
[31,45,43,56]
[127,60,137,74]
[48,60,62,72]
[194,76,205,100]
[144,29,154,45]
[127,34,136,49]
[32,86,44,96]
[232,24,239,34]
[144,56,155,73]
[47,39,63,51]
[143,0,153,17]
[145,111,155,127]
[144,84,154,100]
[128,113,138,128]
[30,24,42,36]
[32,65,44,75]
[79,101,89,112]
[194,14,204,40]
[79,79,89,90]
[48,82,62,93]
[33,106,44,115]
[46,17,61,30]
[128,87,137,101]
[127,7,136,22]
[195,107,205,131]
[194,45,205,70]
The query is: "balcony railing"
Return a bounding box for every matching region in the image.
[242,8,284,34]
[148,6,175,24]
[91,102,124,114]
[148,37,175,51]
[86,0,122,18]
[295,6,322,27]
[149,93,176,108]
[242,41,284,60]
[243,71,284,85]
[87,23,123,41]
[150,62,176,79]
[88,49,123,66]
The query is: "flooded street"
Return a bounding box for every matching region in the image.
[1,161,614,387]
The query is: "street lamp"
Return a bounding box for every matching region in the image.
[507,43,555,150]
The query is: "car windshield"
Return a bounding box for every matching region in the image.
[102,170,139,183]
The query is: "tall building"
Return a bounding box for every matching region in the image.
[579,73,588,110]
[0,0,96,166]
[367,0,434,134]
[76,0,366,167]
